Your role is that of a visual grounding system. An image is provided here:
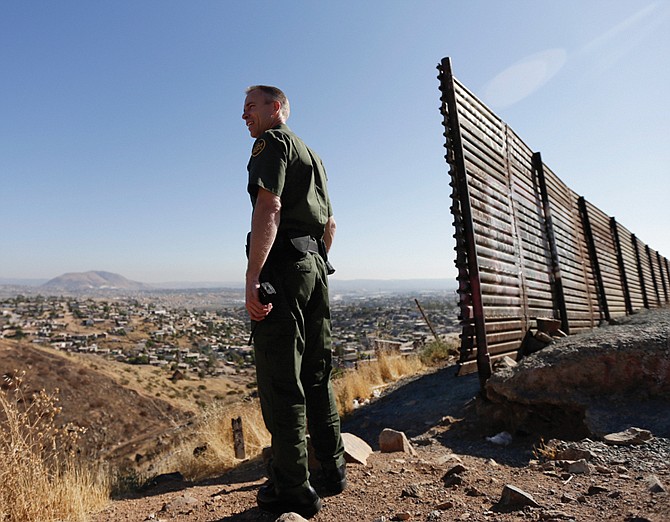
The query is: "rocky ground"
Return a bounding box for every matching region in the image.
[91,308,670,522]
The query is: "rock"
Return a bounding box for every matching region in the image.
[401,484,423,498]
[276,513,309,522]
[436,499,454,510]
[392,512,411,521]
[568,459,591,474]
[443,474,463,488]
[558,459,591,474]
[536,318,562,335]
[465,486,485,497]
[493,356,518,371]
[307,431,374,469]
[486,431,512,446]
[587,484,609,495]
[160,494,199,515]
[485,319,670,440]
[435,453,463,466]
[499,484,541,508]
[379,428,416,455]
[535,331,555,344]
[603,427,653,445]
[141,471,184,491]
[444,463,467,477]
[538,509,574,520]
[554,447,595,461]
[647,475,667,493]
[342,432,374,465]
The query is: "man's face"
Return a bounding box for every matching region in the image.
[242,90,278,138]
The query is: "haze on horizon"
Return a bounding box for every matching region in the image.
[2,1,669,284]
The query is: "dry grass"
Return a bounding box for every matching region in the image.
[419,335,460,365]
[154,351,428,482]
[155,399,270,482]
[0,373,109,521]
[334,352,425,415]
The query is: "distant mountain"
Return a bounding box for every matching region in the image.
[42,271,151,291]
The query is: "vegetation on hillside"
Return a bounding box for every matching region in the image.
[0,334,458,521]
[0,373,109,521]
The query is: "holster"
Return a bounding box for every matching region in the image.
[246,231,335,274]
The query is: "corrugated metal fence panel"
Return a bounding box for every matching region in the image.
[438,57,669,381]
[664,258,670,301]
[541,164,599,332]
[615,223,646,311]
[658,252,670,302]
[583,200,627,317]
[507,130,555,322]
[645,245,665,307]
[453,78,527,356]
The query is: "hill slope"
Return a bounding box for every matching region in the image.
[41,270,150,291]
[0,341,193,466]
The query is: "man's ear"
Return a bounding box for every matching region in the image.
[273,100,282,115]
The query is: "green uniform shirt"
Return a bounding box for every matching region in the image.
[247,123,332,240]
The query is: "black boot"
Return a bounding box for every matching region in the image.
[257,483,322,518]
[321,463,347,496]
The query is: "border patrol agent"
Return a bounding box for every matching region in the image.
[242,85,346,518]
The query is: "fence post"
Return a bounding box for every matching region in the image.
[610,217,633,315]
[631,235,649,309]
[232,416,246,460]
[532,152,569,334]
[646,245,661,307]
[578,197,609,322]
[438,57,490,388]
[655,251,668,303]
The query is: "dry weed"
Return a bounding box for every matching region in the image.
[0,372,109,521]
[532,437,558,461]
[152,353,426,482]
[155,399,269,482]
[334,353,424,415]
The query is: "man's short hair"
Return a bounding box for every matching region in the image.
[246,85,290,121]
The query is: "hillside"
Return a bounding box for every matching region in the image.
[41,271,151,291]
[0,340,253,468]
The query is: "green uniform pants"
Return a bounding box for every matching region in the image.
[253,249,345,496]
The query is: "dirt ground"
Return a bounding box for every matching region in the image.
[91,363,670,522]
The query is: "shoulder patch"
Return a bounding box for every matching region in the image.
[252,139,266,157]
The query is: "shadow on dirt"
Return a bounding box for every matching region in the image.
[341,363,537,467]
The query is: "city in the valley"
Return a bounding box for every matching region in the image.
[0,286,460,381]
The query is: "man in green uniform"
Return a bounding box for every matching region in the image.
[242,85,346,518]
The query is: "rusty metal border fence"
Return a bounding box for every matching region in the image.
[437,57,670,384]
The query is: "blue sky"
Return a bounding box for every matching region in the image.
[2,1,669,284]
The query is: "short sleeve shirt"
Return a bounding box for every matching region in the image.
[247,124,333,239]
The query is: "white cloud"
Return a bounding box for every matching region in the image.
[482,49,567,109]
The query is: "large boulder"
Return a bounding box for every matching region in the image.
[483,308,670,439]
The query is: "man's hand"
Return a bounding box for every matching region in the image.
[245,187,281,321]
[246,278,272,321]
